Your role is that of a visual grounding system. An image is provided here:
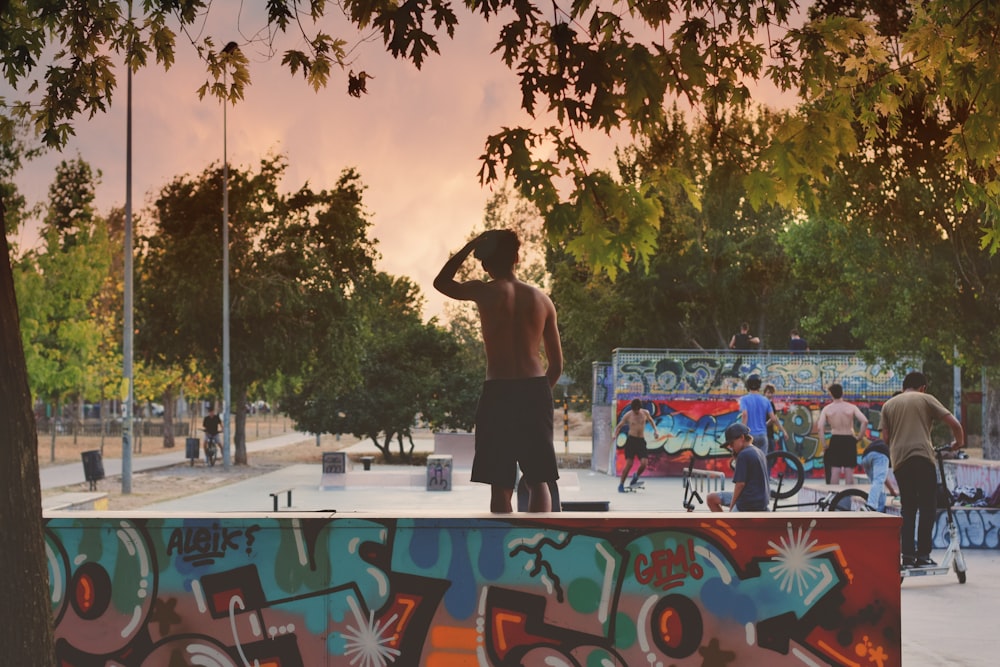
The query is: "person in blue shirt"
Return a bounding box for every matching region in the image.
[739,375,779,449]
[708,423,770,512]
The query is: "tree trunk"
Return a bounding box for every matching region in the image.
[373,433,393,462]
[49,400,57,462]
[231,384,250,464]
[983,368,1000,461]
[0,200,56,663]
[162,386,175,449]
[99,397,106,453]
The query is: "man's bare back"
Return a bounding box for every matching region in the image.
[818,400,867,436]
[434,231,562,387]
[477,278,560,383]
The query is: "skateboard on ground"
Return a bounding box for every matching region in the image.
[620,480,645,493]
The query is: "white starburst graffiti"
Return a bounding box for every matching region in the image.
[342,595,402,667]
[768,520,839,598]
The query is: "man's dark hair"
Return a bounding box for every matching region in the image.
[630,398,642,411]
[902,371,927,390]
[828,383,844,399]
[745,375,762,391]
[476,229,519,274]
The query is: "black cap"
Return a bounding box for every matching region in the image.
[724,422,751,446]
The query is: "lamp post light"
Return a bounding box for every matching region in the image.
[122,42,135,494]
[221,41,238,470]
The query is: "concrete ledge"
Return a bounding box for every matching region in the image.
[42,492,108,511]
[433,431,474,467]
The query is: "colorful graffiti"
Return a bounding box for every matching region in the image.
[613,398,885,477]
[44,514,901,666]
[610,349,911,401]
[605,350,907,477]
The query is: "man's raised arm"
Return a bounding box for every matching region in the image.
[434,233,488,300]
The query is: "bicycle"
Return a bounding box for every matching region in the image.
[681,443,861,512]
[767,449,873,511]
[681,449,806,511]
[681,454,723,511]
[201,429,219,467]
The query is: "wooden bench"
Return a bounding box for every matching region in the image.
[269,488,293,511]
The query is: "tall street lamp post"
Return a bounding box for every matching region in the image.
[122,42,135,493]
[221,41,238,470]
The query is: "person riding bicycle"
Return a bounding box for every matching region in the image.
[202,406,222,461]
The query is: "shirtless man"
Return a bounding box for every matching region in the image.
[816,383,869,484]
[434,229,563,513]
[613,398,660,492]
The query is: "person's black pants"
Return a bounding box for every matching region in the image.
[894,458,937,558]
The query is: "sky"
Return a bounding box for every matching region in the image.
[6,6,623,322]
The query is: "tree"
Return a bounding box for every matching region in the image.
[782,78,1000,450]
[284,273,480,461]
[0,139,55,663]
[551,107,800,384]
[138,157,378,463]
[14,158,113,458]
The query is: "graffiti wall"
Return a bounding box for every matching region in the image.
[608,349,910,477]
[44,513,902,666]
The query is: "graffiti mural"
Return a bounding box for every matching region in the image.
[612,398,885,478]
[607,350,911,477]
[44,514,902,666]
[610,349,912,401]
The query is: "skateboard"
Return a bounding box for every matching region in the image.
[621,481,645,493]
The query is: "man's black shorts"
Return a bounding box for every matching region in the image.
[624,435,648,459]
[472,377,559,488]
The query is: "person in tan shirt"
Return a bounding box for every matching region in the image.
[882,372,964,567]
[816,383,869,485]
[434,229,563,513]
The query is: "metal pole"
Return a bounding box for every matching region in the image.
[221,56,232,470]
[122,42,134,494]
[953,345,962,424]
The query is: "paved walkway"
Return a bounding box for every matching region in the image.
[39,430,319,490]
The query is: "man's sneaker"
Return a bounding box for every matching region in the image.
[901,556,916,569]
[618,484,626,493]
[914,556,938,567]
[629,477,642,487]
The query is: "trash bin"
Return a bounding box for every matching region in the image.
[81,450,104,490]
[185,437,200,463]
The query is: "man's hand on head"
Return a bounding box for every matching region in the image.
[473,230,499,261]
